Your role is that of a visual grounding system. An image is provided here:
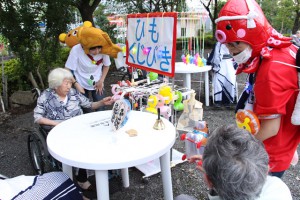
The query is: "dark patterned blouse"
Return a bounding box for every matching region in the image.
[34,88,92,123]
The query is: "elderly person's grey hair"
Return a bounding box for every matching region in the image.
[48,68,73,89]
[203,125,269,200]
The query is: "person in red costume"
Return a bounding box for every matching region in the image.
[215,0,300,178]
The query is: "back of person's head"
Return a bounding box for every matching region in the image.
[48,68,73,89]
[203,125,269,200]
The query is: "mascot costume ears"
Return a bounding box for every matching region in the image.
[215,0,292,74]
[78,26,121,58]
[59,21,121,58]
[59,21,93,48]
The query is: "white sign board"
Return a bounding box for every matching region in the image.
[126,12,177,77]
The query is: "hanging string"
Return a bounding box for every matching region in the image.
[184,14,188,54]
[197,12,201,54]
[180,12,184,53]
[199,15,202,57]
[196,15,200,54]
[202,17,205,58]
[193,14,196,56]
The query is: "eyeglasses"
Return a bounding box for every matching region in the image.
[225,41,240,48]
[89,46,102,51]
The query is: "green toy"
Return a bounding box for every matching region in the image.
[174,91,184,111]
[148,72,158,81]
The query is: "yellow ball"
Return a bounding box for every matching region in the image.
[59,33,67,43]
[83,21,93,28]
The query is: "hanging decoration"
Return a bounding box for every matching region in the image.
[179,11,209,67]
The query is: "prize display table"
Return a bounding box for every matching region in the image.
[47,110,176,200]
[175,62,212,106]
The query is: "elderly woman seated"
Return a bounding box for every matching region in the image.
[34,67,113,128]
[33,67,114,198]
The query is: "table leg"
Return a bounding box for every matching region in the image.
[183,73,191,89]
[62,163,73,180]
[205,71,209,106]
[95,170,109,200]
[160,151,173,200]
[121,168,129,188]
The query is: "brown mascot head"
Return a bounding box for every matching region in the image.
[78,26,122,58]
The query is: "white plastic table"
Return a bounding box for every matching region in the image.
[47,110,176,200]
[175,62,212,106]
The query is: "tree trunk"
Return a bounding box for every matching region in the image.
[292,11,300,33]
[201,0,218,38]
[36,67,45,89]
[28,72,38,89]
[77,0,101,26]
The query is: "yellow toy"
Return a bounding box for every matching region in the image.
[146,95,158,114]
[158,85,173,105]
[236,109,260,135]
[59,21,92,48]
[78,26,122,58]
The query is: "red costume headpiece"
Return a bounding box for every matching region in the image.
[215,0,292,74]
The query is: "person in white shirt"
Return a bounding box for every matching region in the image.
[65,43,111,112]
[176,125,293,200]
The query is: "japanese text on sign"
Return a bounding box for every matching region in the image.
[126,13,177,77]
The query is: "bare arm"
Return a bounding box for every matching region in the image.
[72,80,85,94]
[95,65,109,94]
[255,117,281,141]
[91,96,114,110]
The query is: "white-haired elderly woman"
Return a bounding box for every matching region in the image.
[34,68,113,127]
[33,68,114,195]
[176,125,292,200]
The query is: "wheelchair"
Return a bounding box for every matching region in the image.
[27,88,61,175]
[27,125,61,175]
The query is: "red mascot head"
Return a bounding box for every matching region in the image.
[215,0,291,73]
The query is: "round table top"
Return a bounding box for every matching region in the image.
[175,62,212,73]
[47,110,176,170]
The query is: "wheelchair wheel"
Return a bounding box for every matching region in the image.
[27,133,45,175]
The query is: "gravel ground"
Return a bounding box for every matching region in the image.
[0,71,299,200]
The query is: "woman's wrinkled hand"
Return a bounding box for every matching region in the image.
[101,96,115,106]
[188,155,205,173]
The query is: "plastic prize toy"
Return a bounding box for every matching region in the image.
[173,91,184,111]
[111,84,122,101]
[146,95,158,114]
[236,109,260,135]
[158,85,173,105]
[148,72,158,81]
[156,94,171,119]
[180,121,208,160]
